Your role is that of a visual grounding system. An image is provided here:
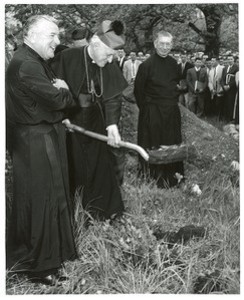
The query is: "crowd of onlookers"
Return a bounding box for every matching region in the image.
[114,49,239,127]
[175,51,239,126]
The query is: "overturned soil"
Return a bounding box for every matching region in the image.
[120,100,239,185]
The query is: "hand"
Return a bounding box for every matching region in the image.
[223,85,230,91]
[211,90,216,99]
[62,118,74,132]
[53,78,69,90]
[106,124,121,148]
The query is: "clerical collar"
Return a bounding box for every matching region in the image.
[156,52,168,59]
[86,45,97,64]
[23,43,44,62]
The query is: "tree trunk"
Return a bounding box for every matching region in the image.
[189,5,222,56]
[198,5,222,57]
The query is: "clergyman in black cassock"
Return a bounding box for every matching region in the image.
[134,30,184,188]
[51,20,128,220]
[6,15,77,283]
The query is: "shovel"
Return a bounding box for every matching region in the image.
[65,123,197,164]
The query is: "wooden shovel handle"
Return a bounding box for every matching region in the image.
[66,123,150,161]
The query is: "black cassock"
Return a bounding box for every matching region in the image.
[6,44,77,275]
[51,47,128,220]
[134,53,184,188]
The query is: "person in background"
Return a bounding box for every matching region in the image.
[113,48,128,185]
[54,44,69,55]
[203,57,213,116]
[233,61,239,127]
[208,57,225,119]
[190,55,196,64]
[134,29,184,188]
[219,56,224,66]
[51,20,127,221]
[186,57,208,117]
[137,51,144,62]
[201,54,208,68]
[222,56,228,67]
[6,15,77,285]
[178,50,193,108]
[123,51,142,84]
[116,48,127,71]
[205,57,212,74]
[173,53,180,63]
[144,53,151,60]
[221,55,239,123]
[71,27,92,47]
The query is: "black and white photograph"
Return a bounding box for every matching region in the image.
[2,0,241,297]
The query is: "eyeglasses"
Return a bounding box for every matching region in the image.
[157,42,172,48]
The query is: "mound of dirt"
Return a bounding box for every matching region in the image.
[180,105,239,165]
[180,105,239,187]
[120,100,139,145]
[121,100,239,184]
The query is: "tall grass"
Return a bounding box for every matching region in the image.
[5,124,240,294]
[6,157,240,294]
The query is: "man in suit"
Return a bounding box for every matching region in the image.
[205,58,212,75]
[186,57,208,117]
[221,55,239,122]
[201,54,209,68]
[116,48,127,71]
[137,51,145,62]
[204,58,213,116]
[190,55,196,65]
[123,51,141,84]
[208,57,225,119]
[178,51,194,107]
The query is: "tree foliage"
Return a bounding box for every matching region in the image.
[189,3,238,56]
[5,3,238,57]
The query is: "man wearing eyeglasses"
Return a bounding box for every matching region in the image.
[134,30,184,189]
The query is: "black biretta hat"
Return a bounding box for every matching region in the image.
[96,20,125,50]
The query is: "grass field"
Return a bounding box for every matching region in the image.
[5,105,240,295]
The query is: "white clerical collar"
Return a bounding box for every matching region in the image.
[87,45,96,64]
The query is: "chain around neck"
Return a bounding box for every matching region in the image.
[84,46,103,98]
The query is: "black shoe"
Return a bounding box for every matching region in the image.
[54,271,69,282]
[29,274,57,286]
